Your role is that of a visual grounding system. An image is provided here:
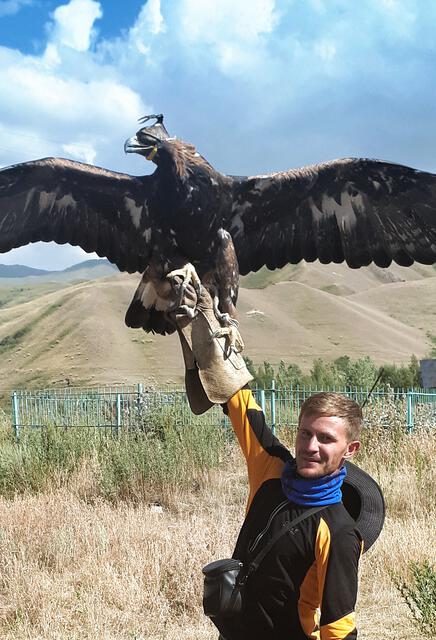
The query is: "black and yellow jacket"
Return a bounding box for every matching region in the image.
[224,389,362,640]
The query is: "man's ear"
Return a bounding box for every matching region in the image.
[343,440,360,459]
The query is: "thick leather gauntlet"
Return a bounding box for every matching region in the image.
[169,283,252,414]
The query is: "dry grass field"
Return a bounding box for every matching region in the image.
[0,406,433,639]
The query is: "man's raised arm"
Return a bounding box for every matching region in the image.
[225,389,290,511]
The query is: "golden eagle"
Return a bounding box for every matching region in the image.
[0,114,435,335]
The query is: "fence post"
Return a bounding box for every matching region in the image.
[259,389,266,416]
[116,393,121,437]
[271,379,276,435]
[12,392,20,441]
[406,391,414,433]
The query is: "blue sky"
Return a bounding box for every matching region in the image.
[1,0,436,269]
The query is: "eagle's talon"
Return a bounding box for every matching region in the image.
[167,263,201,290]
[176,304,197,319]
[213,310,239,329]
[166,263,203,311]
[210,326,244,355]
[227,316,239,328]
[167,283,189,311]
[195,281,203,297]
[211,293,238,328]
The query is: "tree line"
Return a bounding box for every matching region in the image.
[244,354,423,389]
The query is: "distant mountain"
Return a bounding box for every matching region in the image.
[0,259,118,278]
[62,259,119,274]
[0,264,51,277]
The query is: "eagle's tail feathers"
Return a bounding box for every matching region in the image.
[125,301,176,335]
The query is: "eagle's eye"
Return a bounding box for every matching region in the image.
[138,129,155,145]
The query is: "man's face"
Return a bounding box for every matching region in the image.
[295,413,360,478]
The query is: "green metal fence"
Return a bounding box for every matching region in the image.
[10,384,229,440]
[255,385,435,433]
[405,390,436,433]
[10,382,436,439]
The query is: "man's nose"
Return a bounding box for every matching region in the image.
[305,435,319,452]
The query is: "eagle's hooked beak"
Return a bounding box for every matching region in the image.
[124,136,148,154]
[124,135,160,162]
[124,114,171,163]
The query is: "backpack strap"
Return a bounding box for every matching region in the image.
[242,504,330,582]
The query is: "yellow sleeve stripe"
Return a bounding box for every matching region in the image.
[320,612,356,638]
[299,518,358,640]
[227,389,285,510]
[316,517,331,601]
[298,561,320,637]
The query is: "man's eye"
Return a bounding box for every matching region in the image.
[319,435,333,443]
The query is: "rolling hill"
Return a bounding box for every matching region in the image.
[0,259,118,285]
[0,259,434,396]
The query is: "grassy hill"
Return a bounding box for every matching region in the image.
[241,260,435,292]
[0,261,434,395]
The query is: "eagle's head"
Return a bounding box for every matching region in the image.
[124,115,216,180]
[124,114,172,164]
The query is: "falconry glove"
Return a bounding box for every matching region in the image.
[168,281,253,414]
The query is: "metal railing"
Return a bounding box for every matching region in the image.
[405,390,436,433]
[10,384,229,440]
[10,382,436,439]
[257,385,436,432]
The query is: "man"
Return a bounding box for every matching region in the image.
[170,282,383,640]
[216,388,363,640]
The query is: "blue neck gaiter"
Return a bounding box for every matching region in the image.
[281,460,347,506]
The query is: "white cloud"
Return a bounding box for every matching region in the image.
[127,0,166,57]
[42,43,62,67]
[180,0,278,42]
[175,0,279,72]
[0,59,143,129]
[62,142,96,164]
[138,0,165,36]
[49,0,102,52]
[0,33,148,171]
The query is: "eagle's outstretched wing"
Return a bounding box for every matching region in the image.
[0,158,154,273]
[229,158,436,275]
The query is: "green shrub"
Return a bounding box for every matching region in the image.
[0,413,229,501]
[245,354,423,389]
[393,560,436,635]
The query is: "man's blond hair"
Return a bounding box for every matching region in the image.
[299,392,362,442]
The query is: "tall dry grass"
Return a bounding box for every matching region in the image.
[0,404,433,639]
